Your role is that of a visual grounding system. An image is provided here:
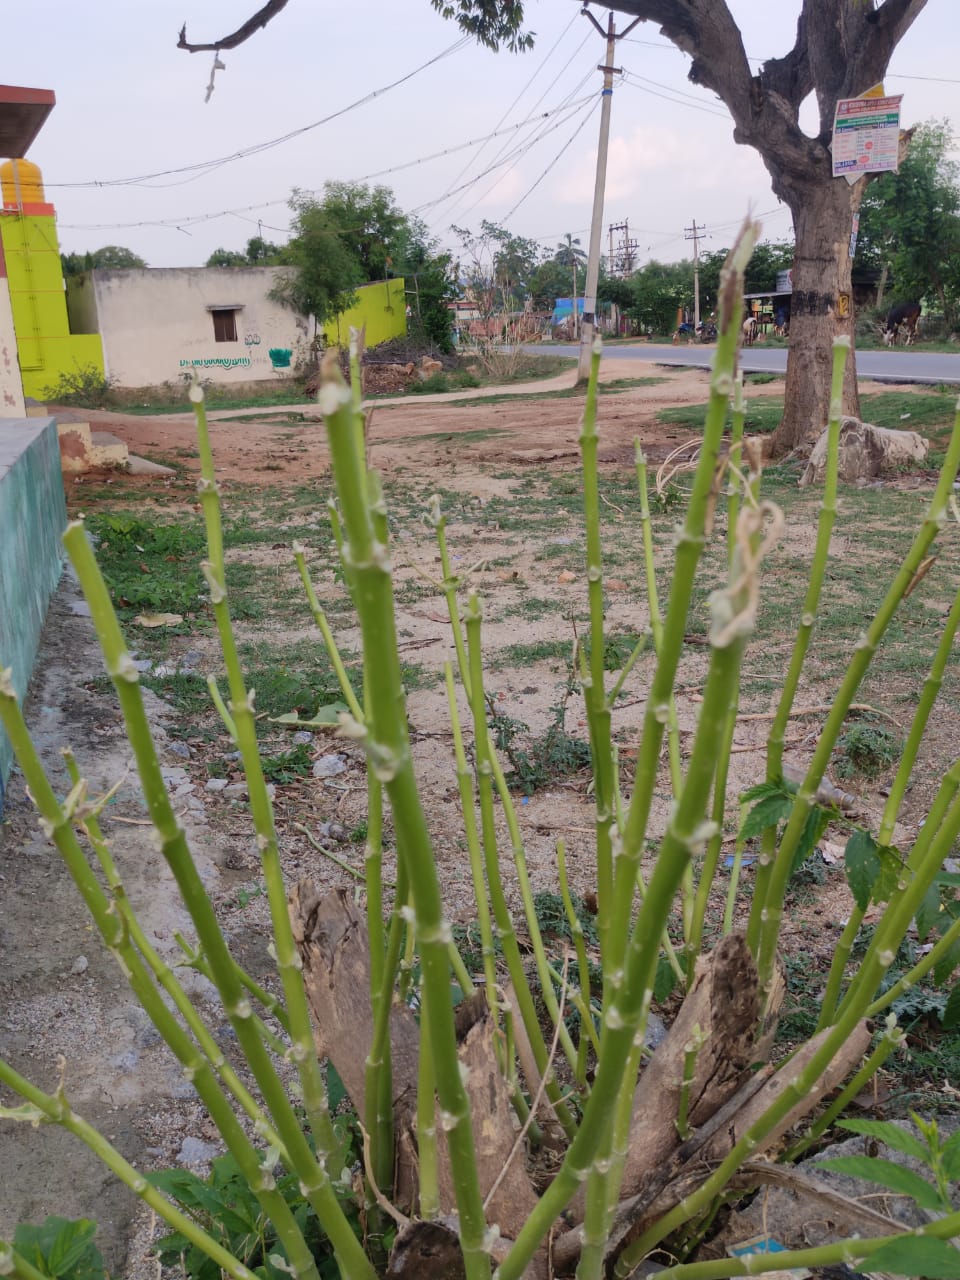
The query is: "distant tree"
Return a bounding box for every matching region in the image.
[856,120,960,328]
[314,182,408,282]
[271,193,363,325]
[61,245,147,276]
[529,257,573,312]
[206,236,285,268]
[698,240,795,316]
[627,261,691,334]
[399,218,458,352]
[205,247,248,268]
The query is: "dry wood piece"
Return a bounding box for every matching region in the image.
[619,933,762,1198]
[290,882,541,1245]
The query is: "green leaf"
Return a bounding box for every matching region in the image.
[917,881,942,943]
[791,805,832,876]
[940,1129,960,1181]
[874,845,902,904]
[942,983,960,1030]
[740,780,787,804]
[835,1118,929,1162]
[269,702,347,727]
[13,1218,106,1280]
[934,937,960,987]
[812,1156,943,1210]
[865,1236,960,1277]
[654,953,678,1003]
[740,793,794,841]
[326,1062,348,1113]
[845,829,881,912]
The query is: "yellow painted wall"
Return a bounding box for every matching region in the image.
[323,278,407,349]
[0,211,104,398]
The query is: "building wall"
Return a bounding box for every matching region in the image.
[0,235,25,416]
[0,210,104,399]
[323,278,408,349]
[0,417,65,795]
[74,266,309,387]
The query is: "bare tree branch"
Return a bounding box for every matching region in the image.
[177,0,290,53]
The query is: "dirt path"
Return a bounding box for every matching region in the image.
[57,363,728,486]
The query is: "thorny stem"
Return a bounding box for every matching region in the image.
[578,334,617,969]
[190,386,344,1172]
[818,584,960,1028]
[754,396,960,995]
[0,1062,259,1280]
[747,339,847,960]
[318,355,491,1280]
[464,594,578,1137]
[606,222,761,990]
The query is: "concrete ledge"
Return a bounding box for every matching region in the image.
[0,417,67,796]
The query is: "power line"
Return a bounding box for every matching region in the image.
[45,37,472,191]
[57,98,594,232]
[503,100,601,222]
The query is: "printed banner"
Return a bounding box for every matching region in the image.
[832,93,903,180]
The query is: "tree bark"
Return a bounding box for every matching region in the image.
[767,175,864,455]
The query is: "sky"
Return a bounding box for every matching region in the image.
[5,1,958,273]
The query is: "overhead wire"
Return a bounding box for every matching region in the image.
[439,9,581,211]
[44,36,473,191]
[502,98,601,222]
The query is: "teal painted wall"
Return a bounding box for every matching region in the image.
[0,418,66,801]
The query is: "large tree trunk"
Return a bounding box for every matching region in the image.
[768,174,865,456]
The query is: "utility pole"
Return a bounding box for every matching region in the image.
[684,218,706,330]
[577,8,641,383]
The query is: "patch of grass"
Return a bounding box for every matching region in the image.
[445,375,667,408]
[389,427,509,446]
[657,395,784,435]
[499,637,573,666]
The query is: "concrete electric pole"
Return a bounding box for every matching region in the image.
[577,8,640,383]
[684,218,706,330]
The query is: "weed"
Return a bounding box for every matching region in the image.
[12,1217,108,1280]
[42,365,120,408]
[259,743,313,784]
[833,717,902,780]
[488,682,593,795]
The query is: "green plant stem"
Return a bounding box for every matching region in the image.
[63,753,283,1153]
[686,433,758,980]
[487,738,581,1078]
[173,931,291,1038]
[578,335,617,967]
[722,801,749,935]
[0,1062,259,1280]
[644,1215,960,1280]
[635,446,682,798]
[417,982,440,1219]
[318,358,491,1280]
[616,780,960,1274]
[754,397,960,993]
[0,676,324,1280]
[867,910,960,1018]
[499,500,756,1280]
[818,585,960,1028]
[445,664,500,1008]
[747,340,846,961]
[464,594,577,1138]
[838,758,960,1022]
[189,390,345,1176]
[558,840,600,1065]
[293,547,364,720]
[0,1244,51,1280]
[786,1017,904,1159]
[607,224,760,990]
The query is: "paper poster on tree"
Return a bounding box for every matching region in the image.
[832,92,903,182]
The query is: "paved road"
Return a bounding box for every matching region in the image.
[532,342,960,385]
